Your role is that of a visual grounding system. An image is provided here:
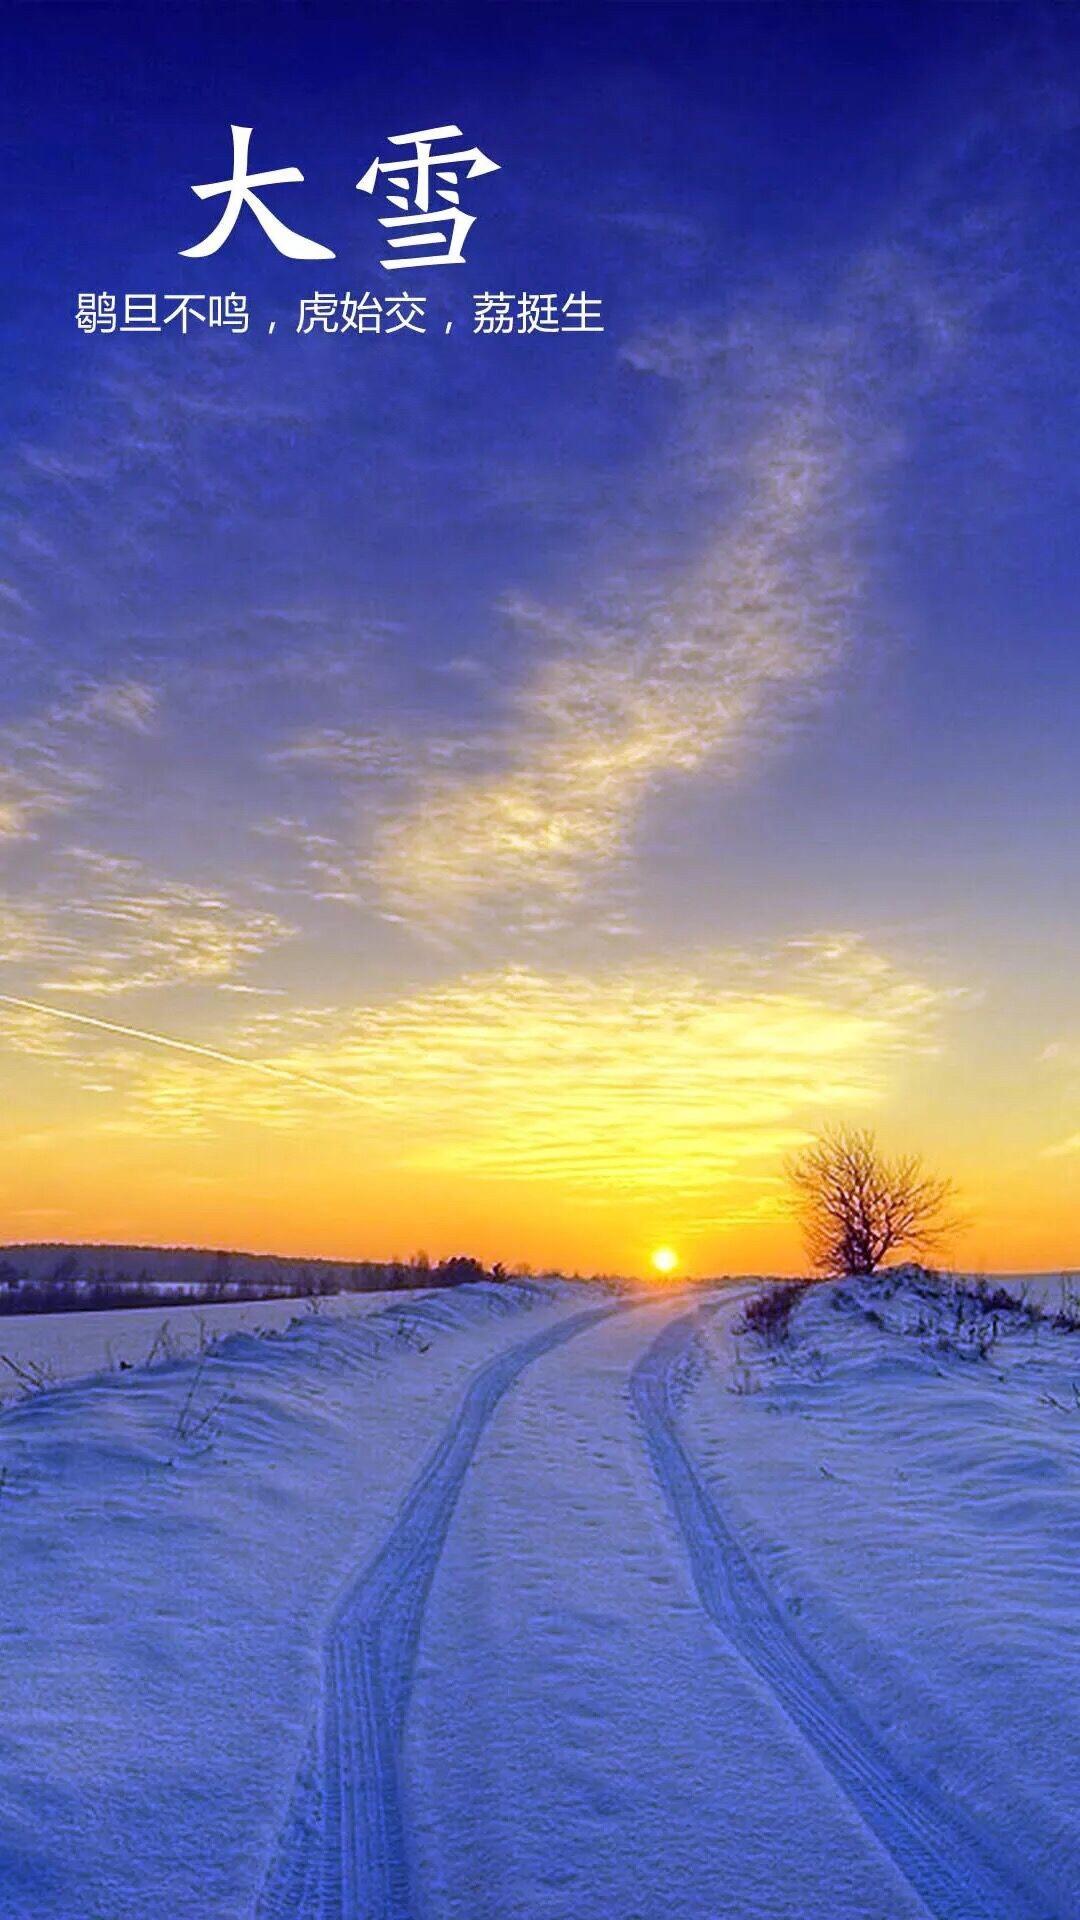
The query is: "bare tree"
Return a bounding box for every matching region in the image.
[787,1128,953,1276]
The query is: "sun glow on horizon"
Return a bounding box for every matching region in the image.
[651,1246,679,1276]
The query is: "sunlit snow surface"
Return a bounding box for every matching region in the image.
[0,1274,1076,1918]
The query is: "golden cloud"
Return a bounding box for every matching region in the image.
[370,404,849,918]
[103,935,950,1207]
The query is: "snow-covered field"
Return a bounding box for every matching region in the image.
[0,1271,1076,1918]
[0,1289,419,1405]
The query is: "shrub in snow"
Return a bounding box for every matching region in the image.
[738,1281,807,1346]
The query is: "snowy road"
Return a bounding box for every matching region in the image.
[261,1289,1071,1920]
[406,1295,930,1920]
[1,1278,1075,1918]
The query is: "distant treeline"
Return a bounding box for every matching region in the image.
[0,1249,508,1318]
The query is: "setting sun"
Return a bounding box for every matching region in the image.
[650,1246,679,1276]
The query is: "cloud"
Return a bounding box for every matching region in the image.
[39,850,293,996]
[1040,1038,1080,1070]
[361,98,1052,932]
[270,730,418,781]
[83,934,951,1214]
[0,992,363,1104]
[0,847,294,996]
[59,679,157,733]
[1039,1039,1080,1159]
[363,264,949,926]
[0,997,82,1062]
[0,766,87,843]
[370,389,853,920]
[0,678,158,841]
[254,817,372,908]
[0,899,50,963]
[1042,1133,1080,1160]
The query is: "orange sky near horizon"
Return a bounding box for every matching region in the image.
[1,956,1074,1279]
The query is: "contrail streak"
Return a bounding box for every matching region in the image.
[0,992,367,1107]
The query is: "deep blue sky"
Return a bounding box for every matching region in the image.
[0,4,1077,1270]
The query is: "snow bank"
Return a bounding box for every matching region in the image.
[0,1279,587,1920]
[685,1273,1080,1914]
[0,1287,414,1406]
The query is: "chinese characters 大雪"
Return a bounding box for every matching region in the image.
[181,123,500,269]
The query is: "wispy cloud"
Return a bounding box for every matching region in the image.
[1042,1133,1080,1160]
[0,997,82,1061]
[361,101,1045,932]
[58,679,157,733]
[0,992,366,1103]
[0,678,157,841]
[363,251,969,929]
[1039,1038,1080,1158]
[0,847,293,995]
[68,934,953,1214]
[370,390,853,919]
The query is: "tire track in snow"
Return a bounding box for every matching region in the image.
[256,1303,618,1920]
[631,1307,1062,1920]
